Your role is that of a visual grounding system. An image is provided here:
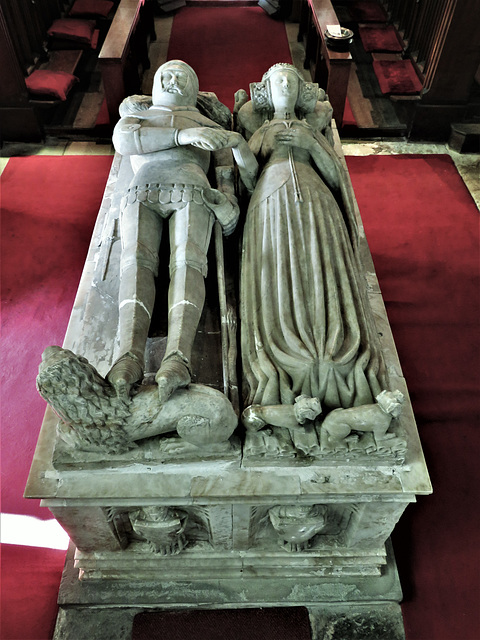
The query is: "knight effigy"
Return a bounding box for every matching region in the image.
[26,61,431,640]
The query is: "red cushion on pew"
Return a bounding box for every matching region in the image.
[25,70,79,100]
[69,0,114,18]
[47,19,96,45]
[373,59,423,94]
[359,24,404,52]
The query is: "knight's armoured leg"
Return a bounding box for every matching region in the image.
[108,202,162,396]
[156,203,214,403]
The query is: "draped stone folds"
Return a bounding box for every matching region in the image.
[240,129,385,411]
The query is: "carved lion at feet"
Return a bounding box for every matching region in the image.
[320,390,405,451]
[36,346,237,454]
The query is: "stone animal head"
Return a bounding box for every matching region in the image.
[36,346,130,428]
[294,395,322,424]
[375,390,405,419]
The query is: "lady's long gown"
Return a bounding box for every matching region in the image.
[240,122,386,411]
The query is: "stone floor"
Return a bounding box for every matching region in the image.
[1,13,479,208]
[1,137,478,210]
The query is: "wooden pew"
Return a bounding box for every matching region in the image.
[98,0,154,127]
[298,0,352,127]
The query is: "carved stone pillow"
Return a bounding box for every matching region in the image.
[25,70,79,101]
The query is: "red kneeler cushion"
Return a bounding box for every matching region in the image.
[25,70,79,100]
[373,60,423,94]
[69,0,114,18]
[47,18,96,45]
[359,24,404,53]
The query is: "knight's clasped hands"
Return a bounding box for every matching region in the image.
[177,128,243,151]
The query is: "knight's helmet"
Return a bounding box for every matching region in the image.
[152,60,199,106]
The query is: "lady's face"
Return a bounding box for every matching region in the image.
[269,69,299,112]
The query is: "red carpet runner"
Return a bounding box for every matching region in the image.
[1,155,113,640]
[1,154,478,639]
[167,7,292,110]
[346,154,479,640]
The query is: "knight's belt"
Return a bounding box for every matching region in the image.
[121,184,205,210]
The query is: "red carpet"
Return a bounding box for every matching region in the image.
[346,154,479,640]
[373,59,423,94]
[1,154,479,639]
[167,7,292,110]
[1,155,113,640]
[343,96,357,126]
[1,545,67,640]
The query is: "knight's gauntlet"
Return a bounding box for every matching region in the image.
[202,188,240,236]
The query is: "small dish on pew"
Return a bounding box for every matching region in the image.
[325,26,354,51]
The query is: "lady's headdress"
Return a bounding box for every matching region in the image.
[250,63,319,117]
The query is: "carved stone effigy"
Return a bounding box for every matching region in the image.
[25,62,431,640]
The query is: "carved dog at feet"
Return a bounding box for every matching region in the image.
[321,390,405,448]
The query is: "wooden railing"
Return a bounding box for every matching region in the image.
[381,0,457,92]
[98,0,154,126]
[298,0,352,127]
[380,0,480,139]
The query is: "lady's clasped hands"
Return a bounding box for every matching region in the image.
[274,126,314,152]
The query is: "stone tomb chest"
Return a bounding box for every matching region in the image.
[25,135,431,639]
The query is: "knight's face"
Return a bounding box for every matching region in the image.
[152,64,197,106]
[162,67,189,94]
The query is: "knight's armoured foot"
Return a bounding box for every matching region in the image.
[107,352,143,399]
[155,354,191,404]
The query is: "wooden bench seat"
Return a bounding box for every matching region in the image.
[41,49,84,74]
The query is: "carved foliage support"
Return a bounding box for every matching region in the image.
[48,506,126,553]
